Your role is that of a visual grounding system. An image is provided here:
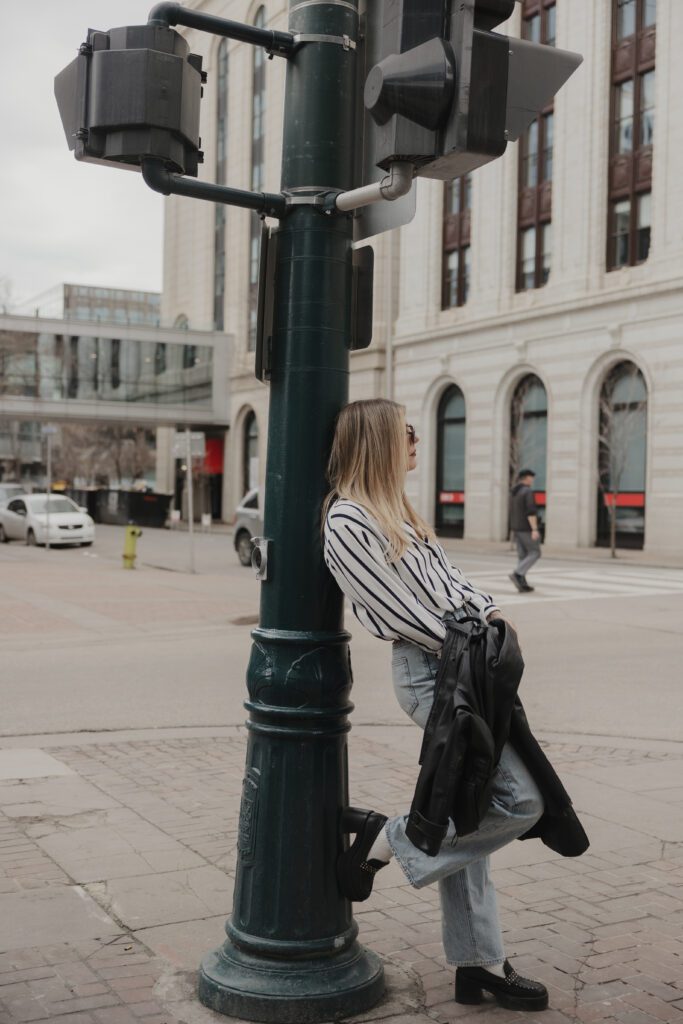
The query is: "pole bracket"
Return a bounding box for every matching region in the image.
[282,190,328,208]
[292,33,356,50]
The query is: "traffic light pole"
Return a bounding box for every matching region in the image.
[197,0,385,1019]
[55,2,582,1018]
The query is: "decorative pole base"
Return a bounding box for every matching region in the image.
[199,938,384,1023]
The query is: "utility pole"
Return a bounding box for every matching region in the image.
[42,424,57,550]
[185,427,195,574]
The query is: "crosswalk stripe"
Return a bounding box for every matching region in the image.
[570,572,683,588]
[521,577,679,593]
[474,566,683,605]
[501,587,683,605]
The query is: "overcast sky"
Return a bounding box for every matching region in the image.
[1,1,169,308]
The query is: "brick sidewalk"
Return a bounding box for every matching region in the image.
[1,732,683,1024]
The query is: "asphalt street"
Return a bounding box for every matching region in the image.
[1,524,682,743]
[2,527,683,1024]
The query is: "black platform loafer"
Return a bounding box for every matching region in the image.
[337,806,389,902]
[455,960,548,1012]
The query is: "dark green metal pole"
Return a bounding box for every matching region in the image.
[198,1,385,1020]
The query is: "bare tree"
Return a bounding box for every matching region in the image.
[0,422,22,480]
[509,375,546,484]
[0,330,39,397]
[508,375,547,545]
[52,424,155,488]
[597,365,647,558]
[0,276,13,314]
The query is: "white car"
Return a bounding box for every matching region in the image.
[0,483,26,509]
[0,493,96,547]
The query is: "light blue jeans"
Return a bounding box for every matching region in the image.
[387,638,544,967]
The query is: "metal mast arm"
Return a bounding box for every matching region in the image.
[147,2,296,57]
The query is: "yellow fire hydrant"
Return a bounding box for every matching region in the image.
[122,525,143,569]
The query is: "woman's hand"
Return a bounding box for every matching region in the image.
[487,611,518,632]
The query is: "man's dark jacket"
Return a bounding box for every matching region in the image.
[405,618,589,858]
[510,482,538,532]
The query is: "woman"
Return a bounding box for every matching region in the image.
[322,398,549,1013]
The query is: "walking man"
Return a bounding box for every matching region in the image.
[509,469,541,592]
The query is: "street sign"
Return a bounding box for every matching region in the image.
[172,431,205,459]
[41,424,58,436]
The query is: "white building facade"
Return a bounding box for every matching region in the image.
[161,0,682,557]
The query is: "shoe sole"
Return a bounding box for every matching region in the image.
[456,989,548,1012]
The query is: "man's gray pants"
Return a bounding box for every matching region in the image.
[515,530,541,578]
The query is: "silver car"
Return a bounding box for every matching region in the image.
[0,493,96,547]
[233,488,263,566]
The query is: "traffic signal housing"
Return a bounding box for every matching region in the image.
[363,0,582,181]
[54,24,204,176]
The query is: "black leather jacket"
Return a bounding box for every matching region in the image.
[405,618,589,859]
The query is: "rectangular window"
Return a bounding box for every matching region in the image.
[110,339,121,390]
[447,183,461,215]
[615,80,634,153]
[541,223,552,284]
[546,4,556,45]
[183,344,198,369]
[248,9,267,353]
[154,342,167,376]
[445,252,459,308]
[643,0,656,27]
[617,0,636,39]
[611,199,631,268]
[637,192,652,261]
[442,176,472,309]
[521,227,537,290]
[640,69,655,146]
[607,0,655,270]
[542,112,554,180]
[524,13,541,42]
[462,247,472,305]
[523,121,539,187]
[517,0,555,292]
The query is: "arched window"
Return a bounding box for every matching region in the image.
[597,361,647,549]
[436,386,466,537]
[248,8,266,352]
[214,39,229,331]
[510,375,548,527]
[243,411,259,496]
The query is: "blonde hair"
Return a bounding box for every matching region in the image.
[322,399,435,560]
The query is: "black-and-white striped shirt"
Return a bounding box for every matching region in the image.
[323,498,499,653]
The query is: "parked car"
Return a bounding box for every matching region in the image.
[0,493,96,547]
[233,488,262,566]
[0,483,26,509]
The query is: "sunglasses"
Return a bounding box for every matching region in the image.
[406,424,416,444]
